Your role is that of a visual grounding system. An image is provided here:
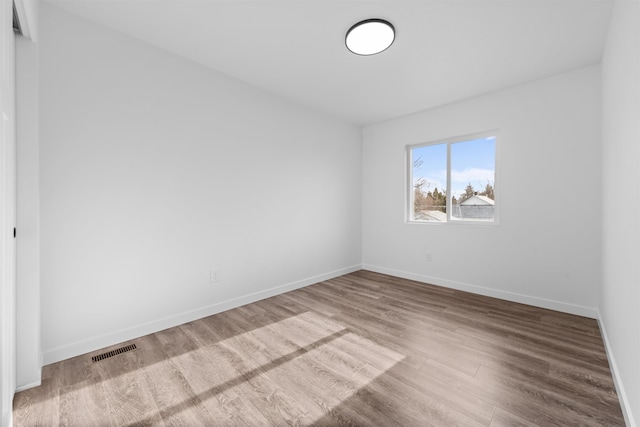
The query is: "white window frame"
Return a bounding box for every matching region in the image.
[406,130,499,225]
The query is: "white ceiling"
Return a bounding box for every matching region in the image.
[46,0,614,126]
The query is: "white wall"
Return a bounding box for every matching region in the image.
[601,0,640,425]
[39,4,362,364]
[363,65,602,317]
[16,30,41,390]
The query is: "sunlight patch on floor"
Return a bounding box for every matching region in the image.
[158,311,405,424]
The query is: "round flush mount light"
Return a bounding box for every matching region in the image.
[346,19,395,56]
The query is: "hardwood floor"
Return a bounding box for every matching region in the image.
[13,270,625,426]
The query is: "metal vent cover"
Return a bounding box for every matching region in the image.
[91,344,137,363]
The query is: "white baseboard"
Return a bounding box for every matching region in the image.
[597,313,636,427]
[16,361,43,392]
[15,379,41,393]
[43,264,362,366]
[362,264,599,318]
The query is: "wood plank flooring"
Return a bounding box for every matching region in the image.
[13,270,625,426]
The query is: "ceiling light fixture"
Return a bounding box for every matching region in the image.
[346,19,395,56]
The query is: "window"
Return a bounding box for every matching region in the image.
[408,132,498,223]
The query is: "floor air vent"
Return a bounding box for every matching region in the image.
[91,344,137,363]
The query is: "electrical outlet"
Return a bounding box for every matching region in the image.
[210,270,220,283]
[425,253,433,262]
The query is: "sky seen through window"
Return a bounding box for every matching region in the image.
[412,136,496,201]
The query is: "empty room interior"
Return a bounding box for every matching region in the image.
[1,0,639,425]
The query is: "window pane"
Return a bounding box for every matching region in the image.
[450,136,496,221]
[411,143,447,221]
